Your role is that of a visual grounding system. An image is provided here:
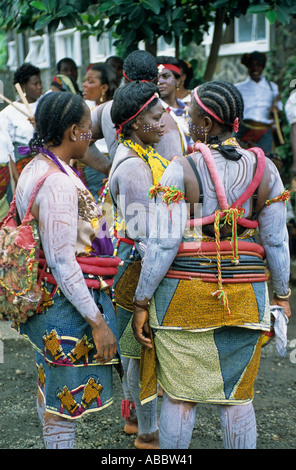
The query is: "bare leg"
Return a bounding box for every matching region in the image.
[43,412,76,449]
[127,358,159,449]
[43,411,76,449]
[218,403,257,449]
[37,388,45,425]
[37,388,76,449]
[159,392,196,449]
[121,356,138,434]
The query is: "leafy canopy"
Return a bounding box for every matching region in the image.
[0,0,295,55]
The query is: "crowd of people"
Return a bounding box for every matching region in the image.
[0,48,293,450]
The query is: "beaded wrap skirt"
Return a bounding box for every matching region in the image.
[139,241,270,405]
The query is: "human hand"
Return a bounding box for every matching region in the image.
[89,315,117,364]
[132,305,152,349]
[27,116,35,128]
[271,298,291,320]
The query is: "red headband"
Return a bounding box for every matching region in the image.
[116,92,159,136]
[194,87,239,133]
[158,64,181,75]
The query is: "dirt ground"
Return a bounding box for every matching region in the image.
[0,288,295,451]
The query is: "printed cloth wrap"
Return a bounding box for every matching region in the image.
[139,238,269,405]
[18,286,121,419]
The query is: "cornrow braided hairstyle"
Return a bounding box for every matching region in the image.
[111,81,159,137]
[29,91,87,150]
[123,50,158,82]
[193,80,244,133]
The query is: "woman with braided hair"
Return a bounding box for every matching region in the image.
[14,91,121,448]
[109,80,168,449]
[133,80,291,449]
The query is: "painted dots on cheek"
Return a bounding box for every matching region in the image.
[189,122,204,135]
[80,131,93,141]
[143,123,162,132]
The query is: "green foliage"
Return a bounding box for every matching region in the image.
[214,0,296,25]
[0,0,296,56]
[273,55,296,177]
[0,32,7,69]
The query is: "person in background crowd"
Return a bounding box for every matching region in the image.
[83,63,118,106]
[56,57,81,94]
[57,57,78,82]
[175,59,194,104]
[77,63,118,201]
[235,51,283,154]
[157,56,192,151]
[106,55,124,88]
[50,74,79,94]
[0,123,13,218]
[133,80,291,449]
[0,62,42,187]
[285,87,296,178]
[88,50,187,164]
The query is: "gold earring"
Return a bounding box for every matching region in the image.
[204,132,208,144]
[100,92,105,103]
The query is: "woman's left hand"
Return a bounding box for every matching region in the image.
[132,306,152,349]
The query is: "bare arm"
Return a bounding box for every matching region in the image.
[257,163,291,318]
[290,123,296,175]
[83,143,111,175]
[132,162,187,347]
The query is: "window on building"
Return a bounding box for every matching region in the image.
[235,13,266,43]
[203,14,270,56]
[88,30,116,64]
[54,28,81,66]
[7,41,17,70]
[24,35,50,69]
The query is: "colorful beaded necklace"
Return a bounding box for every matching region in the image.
[118,135,169,185]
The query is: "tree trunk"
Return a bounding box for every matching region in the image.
[175,36,180,59]
[203,8,226,82]
[145,38,157,57]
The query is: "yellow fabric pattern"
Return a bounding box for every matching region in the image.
[118,135,169,184]
[234,335,262,400]
[149,278,269,331]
